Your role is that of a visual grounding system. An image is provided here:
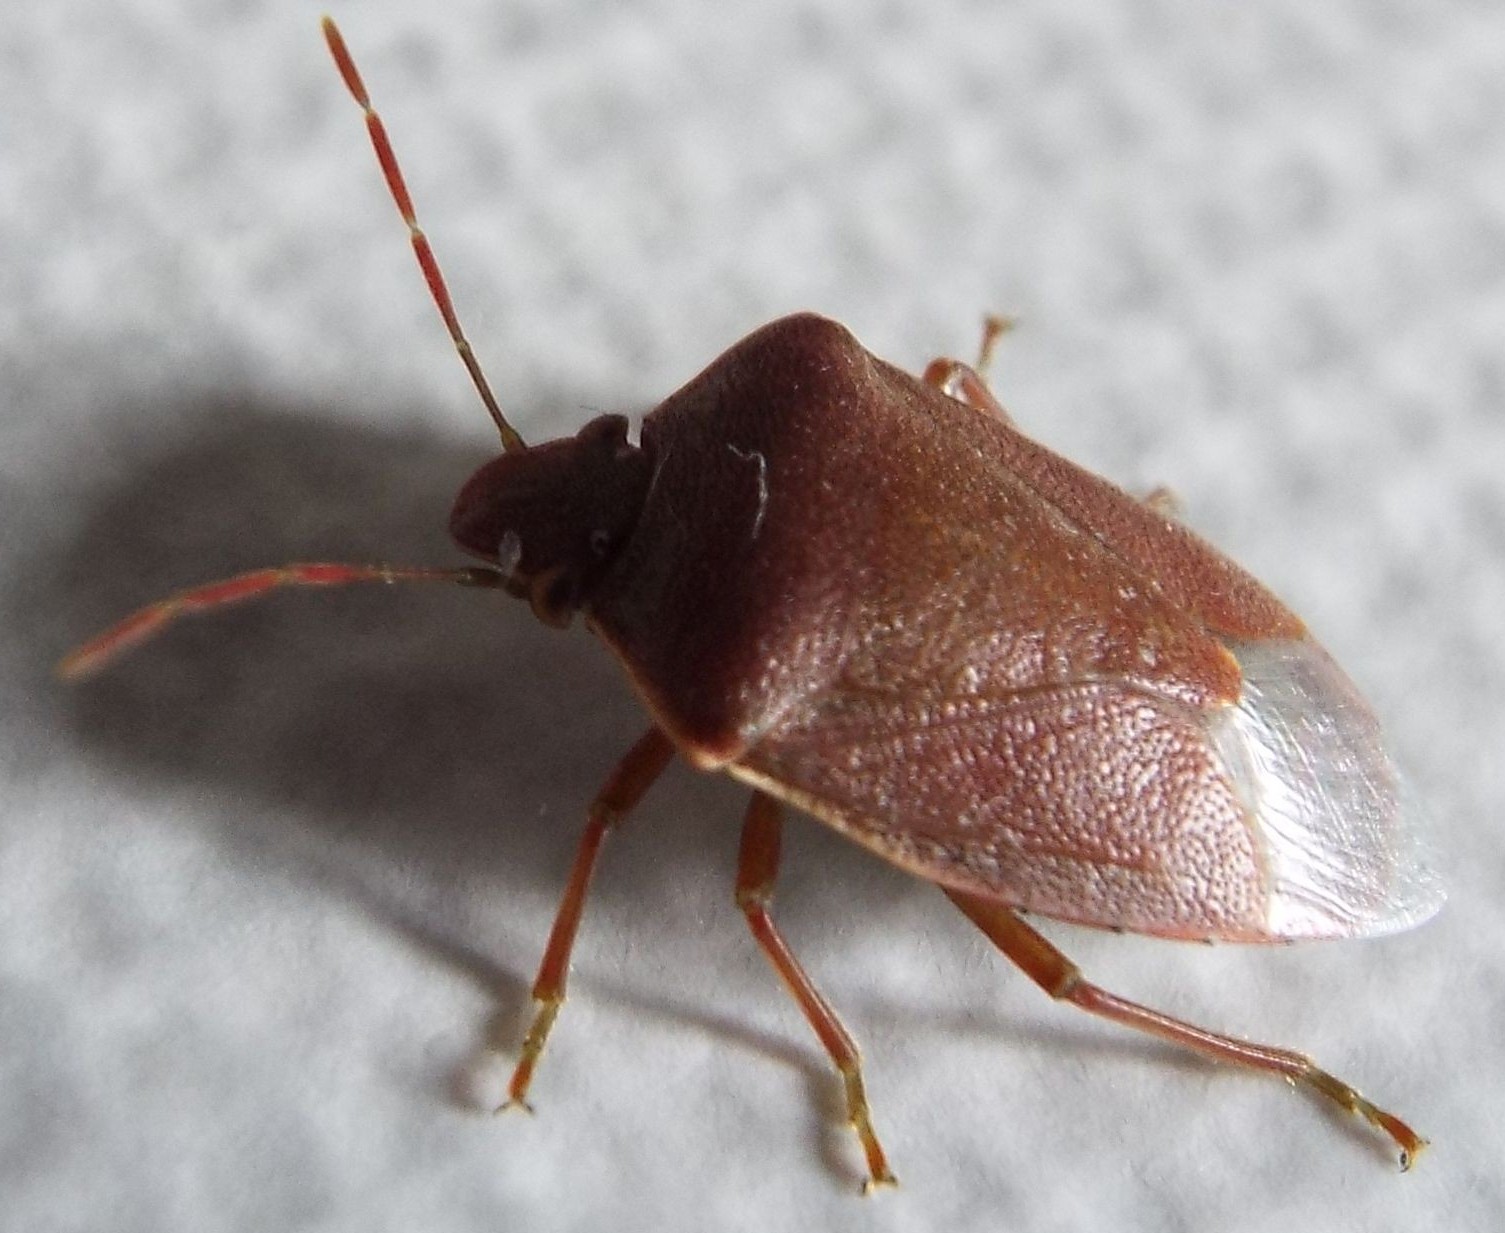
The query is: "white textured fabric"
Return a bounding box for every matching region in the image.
[4,2,1502,1230]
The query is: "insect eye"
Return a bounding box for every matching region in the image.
[589,528,612,558]
[497,530,523,575]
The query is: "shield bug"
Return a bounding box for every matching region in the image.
[62,17,1443,1192]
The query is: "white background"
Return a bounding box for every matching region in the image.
[4,1,1502,1230]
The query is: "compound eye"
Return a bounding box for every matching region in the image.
[497,530,523,575]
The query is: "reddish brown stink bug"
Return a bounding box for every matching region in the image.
[62,18,1443,1191]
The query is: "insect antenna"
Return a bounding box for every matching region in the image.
[56,23,535,682]
[322,16,527,454]
[58,564,510,681]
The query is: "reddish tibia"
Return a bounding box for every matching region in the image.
[321,17,526,455]
[947,888,1427,1168]
[505,728,675,1111]
[58,563,504,681]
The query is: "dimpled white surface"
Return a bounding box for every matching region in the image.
[4,2,1502,1231]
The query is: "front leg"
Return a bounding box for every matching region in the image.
[504,727,675,1109]
[922,314,1018,424]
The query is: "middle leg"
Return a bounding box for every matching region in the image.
[736,791,898,1192]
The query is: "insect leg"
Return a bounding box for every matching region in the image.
[504,727,675,1110]
[921,315,1016,424]
[970,313,1016,378]
[945,888,1426,1169]
[924,320,1181,519]
[736,791,898,1193]
[1141,485,1185,519]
